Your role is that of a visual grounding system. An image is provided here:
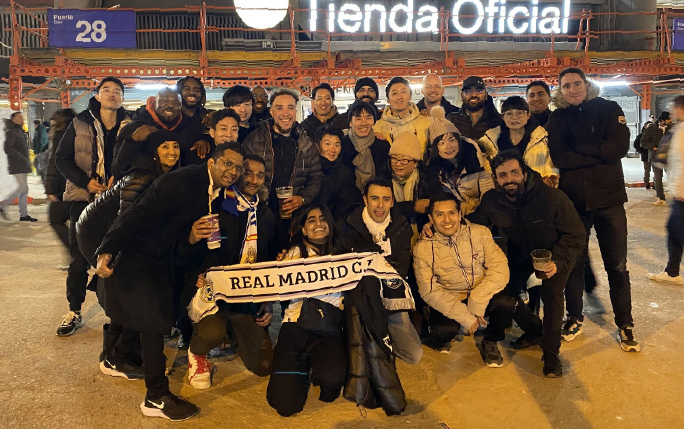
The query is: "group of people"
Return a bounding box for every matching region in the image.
[3,66,653,421]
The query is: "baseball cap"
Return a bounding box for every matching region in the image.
[462,76,486,90]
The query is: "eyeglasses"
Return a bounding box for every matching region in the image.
[463,88,485,96]
[99,88,123,96]
[217,159,245,174]
[503,110,528,119]
[389,157,416,166]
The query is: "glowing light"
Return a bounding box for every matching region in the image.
[234,0,288,30]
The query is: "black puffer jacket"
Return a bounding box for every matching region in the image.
[318,155,362,222]
[340,134,390,182]
[3,119,31,174]
[446,96,501,140]
[468,169,586,276]
[417,96,459,115]
[242,119,322,205]
[547,82,630,213]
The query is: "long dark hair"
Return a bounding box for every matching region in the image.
[290,203,342,257]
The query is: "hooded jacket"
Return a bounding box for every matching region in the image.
[467,169,586,277]
[416,96,459,115]
[446,96,502,141]
[478,120,559,180]
[641,122,673,163]
[55,97,131,202]
[373,102,432,158]
[242,119,322,205]
[413,219,509,329]
[547,81,630,213]
[3,119,31,175]
[32,123,49,154]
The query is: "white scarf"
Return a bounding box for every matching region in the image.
[362,206,392,255]
[231,185,259,264]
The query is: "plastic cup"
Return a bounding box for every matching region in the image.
[203,214,221,249]
[531,249,552,279]
[276,186,294,219]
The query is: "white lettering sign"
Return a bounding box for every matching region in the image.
[309,0,571,35]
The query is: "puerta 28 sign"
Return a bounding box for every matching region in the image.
[48,9,136,48]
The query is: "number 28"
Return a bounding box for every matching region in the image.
[76,20,107,43]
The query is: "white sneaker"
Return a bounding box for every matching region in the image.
[647,271,683,284]
[187,352,213,389]
[652,199,667,206]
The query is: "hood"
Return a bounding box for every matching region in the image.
[4,119,23,130]
[380,102,421,126]
[551,80,601,109]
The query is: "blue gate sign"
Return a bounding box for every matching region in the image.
[674,18,684,51]
[48,9,136,48]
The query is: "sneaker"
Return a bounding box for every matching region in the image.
[510,332,542,349]
[647,271,683,284]
[100,355,144,380]
[652,199,667,206]
[479,339,503,368]
[618,327,642,352]
[561,319,583,341]
[542,352,563,377]
[56,311,83,337]
[422,337,452,354]
[19,215,38,222]
[140,392,199,421]
[188,351,213,389]
[177,332,190,350]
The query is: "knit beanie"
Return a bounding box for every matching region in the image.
[146,129,180,156]
[429,105,459,145]
[389,131,422,161]
[354,77,379,96]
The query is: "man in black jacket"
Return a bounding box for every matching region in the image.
[184,154,275,389]
[469,150,585,377]
[526,80,553,127]
[55,77,130,336]
[417,74,459,115]
[301,83,341,139]
[547,67,641,352]
[342,178,422,364]
[176,76,210,124]
[447,76,501,141]
[95,142,245,421]
[641,111,673,205]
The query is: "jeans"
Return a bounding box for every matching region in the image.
[665,201,684,277]
[66,201,90,312]
[653,166,665,200]
[1,173,29,217]
[566,204,633,328]
[387,311,423,364]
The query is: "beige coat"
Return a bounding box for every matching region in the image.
[374,102,432,158]
[413,220,509,328]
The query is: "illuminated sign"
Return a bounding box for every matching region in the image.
[308,0,571,35]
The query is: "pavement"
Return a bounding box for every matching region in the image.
[1,161,683,429]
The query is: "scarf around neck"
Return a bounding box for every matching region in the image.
[349,131,376,192]
[392,168,419,202]
[362,206,392,255]
[223,185,259,264]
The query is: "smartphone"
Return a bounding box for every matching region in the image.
[108,251,122,270]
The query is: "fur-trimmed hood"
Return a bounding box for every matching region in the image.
[551,80,601,109]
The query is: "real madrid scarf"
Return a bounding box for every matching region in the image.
[222,185,259,264]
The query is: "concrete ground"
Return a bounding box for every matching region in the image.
[1,158,682,429]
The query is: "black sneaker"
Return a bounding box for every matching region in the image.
[561,318,583,341]
[422,337,452,354]
[479,339,503,368]
[100,354,144,380]
[19,215,38,222]
[56,311,83,337]
[140,392,199,421]
[542,352,563,377]
[618,327,641,352]
[510,332,542,349]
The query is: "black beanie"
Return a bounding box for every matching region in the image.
[354,77,379,97]
[146,129,180,156]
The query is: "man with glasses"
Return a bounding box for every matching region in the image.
[547,67,640,352]
[243,88,322,250]
[417,74,459,115]
[54,76,131,336]
[447,76,502,141]
[301,83,341,140]
[252,86,271,123]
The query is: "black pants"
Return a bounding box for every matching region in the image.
[653,166,666,200]
[267,323,346,417]
[643,160,652,188]
[509,264,568,355]
[48,200,71,250]
[428,290,516,345]
[190,311,273,376]
[566,204,633,328]
[139,331,169,399]
[66,201,90,312]
[666,200,684,277]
